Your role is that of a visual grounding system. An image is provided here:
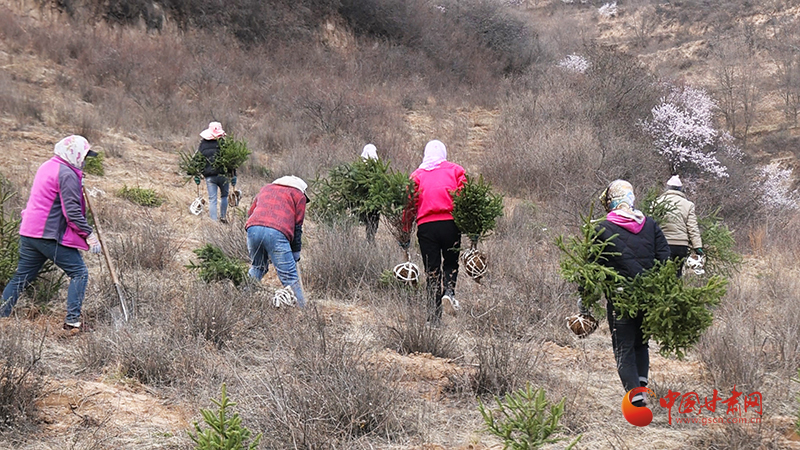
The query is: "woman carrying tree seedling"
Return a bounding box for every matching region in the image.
[592,180,670,407]
[246,176,309,307]
[0,135,101,332]
[402,139,466,326]
[196,121,236,223]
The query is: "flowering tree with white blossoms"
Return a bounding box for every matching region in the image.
[642,85,736,178]
[759,161,798,210]
[558,54,590,74]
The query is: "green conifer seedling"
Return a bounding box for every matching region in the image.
[188,383,262,450]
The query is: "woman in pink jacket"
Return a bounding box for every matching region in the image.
[402,140,466,326]
[0,135,101,331]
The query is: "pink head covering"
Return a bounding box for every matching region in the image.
[200,121,226,140]
[54,135,95,169]
[418,140,447,171]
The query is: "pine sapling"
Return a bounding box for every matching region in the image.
[188,383,262,450]
[478,383,581,450]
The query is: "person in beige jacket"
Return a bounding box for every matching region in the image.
[656,175,703,277]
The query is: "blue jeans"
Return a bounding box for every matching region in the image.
[1,236,89,323]
[206,175,229,221]
[246,226,306,307]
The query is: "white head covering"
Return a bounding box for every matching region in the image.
[418,140,447,171]
[54,135,95,169]
[361,144,378,160]
[667,175,683,189]
[272,175,310,201]
[200,121,226,140]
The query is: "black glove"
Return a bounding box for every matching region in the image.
[399,241,410,250]
[231,176,237,186]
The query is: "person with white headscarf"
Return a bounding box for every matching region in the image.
[401,140,466,325]
[594,179,670,408]
[656,175,703,277]
[0,135,101,331]
[246,176,309,307]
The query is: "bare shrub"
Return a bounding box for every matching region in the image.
[0,321,44,432]
[690,421,783,449]
[205,212,249,262]
[467,336,544,397]
[73,331,113,374]
[382,292,459,359]
[696,286,766,394]
[305,223,397,296]
[244,338,408,448]
[182,282,241,348]
[110,326,179,385]
[109,211,182,271]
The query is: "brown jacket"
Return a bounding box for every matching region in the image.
[656,190,702,248]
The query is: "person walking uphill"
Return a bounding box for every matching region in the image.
[195,121,236,223]
[595,180,670,407]
[246,176,309,307]
[656,175,703,277]
[0,135,102,331]
[402,140,466,326]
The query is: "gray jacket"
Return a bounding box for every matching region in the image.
[656,190,702,248]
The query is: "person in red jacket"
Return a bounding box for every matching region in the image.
[246,176,308,307]
[402,140,466,325]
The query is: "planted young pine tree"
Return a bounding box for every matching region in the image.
[556,209,728,358]
[188,383,262,450]
[451,174,504,282]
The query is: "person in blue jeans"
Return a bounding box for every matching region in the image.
[1,135,102,331]
[245,176,309,307]
[194,121,236,223]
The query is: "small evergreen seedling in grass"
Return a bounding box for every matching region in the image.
[186,244,247,286]
[478,383,581,450]
[188,383,262,450]
[117,185,164,207]
[83,152,105,176]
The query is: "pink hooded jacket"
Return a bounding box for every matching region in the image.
[19,156,92,250]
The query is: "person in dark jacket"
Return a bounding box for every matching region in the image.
[0,135,101,331]
[595,179,670,407]
[196,121,236,223]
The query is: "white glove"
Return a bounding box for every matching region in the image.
[86,232,102,254]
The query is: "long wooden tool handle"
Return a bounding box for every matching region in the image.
[82,186,120,286]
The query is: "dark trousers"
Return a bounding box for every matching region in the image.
[607,307,649,393]
[417,220,460,322]
[669,245,689,278]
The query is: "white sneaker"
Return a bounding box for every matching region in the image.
[442,290,459,315]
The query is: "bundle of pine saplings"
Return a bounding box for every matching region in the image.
[556,212,727,358]
[179,135,252,179]
[451,174,503,283]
